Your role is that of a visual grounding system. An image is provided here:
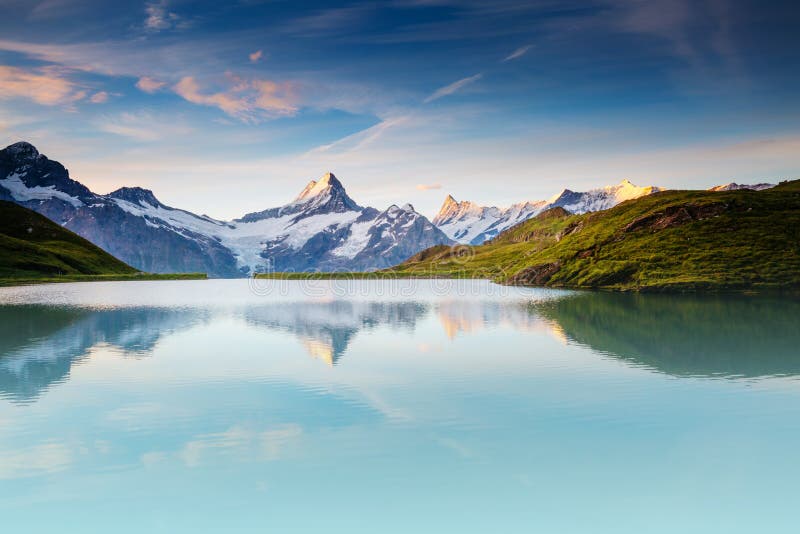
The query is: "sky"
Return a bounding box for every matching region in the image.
[0,0,798,220]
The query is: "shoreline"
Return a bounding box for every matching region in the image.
[253,272,800,294]
[1,273,796,295]
[0,272,207,287]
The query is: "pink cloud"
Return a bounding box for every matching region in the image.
[0,65,86,106]
[136,76,166,93]
[249,50,263,63]
[416,183,442,191]
[173,75,297,122]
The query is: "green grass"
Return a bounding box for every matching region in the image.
[385,180,800,291]
[0,200,206,285]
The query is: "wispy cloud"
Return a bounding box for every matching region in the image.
[599,0,743,83]
[503,44,532,62]
[136,76,166,93]
[249,50,263,63]
[94,111,192,142]
[309,116,408,155]
[144,0,182,32]
[28,0,88,21]
[0,65,86,106]
[173,76,297,122]
[424,73,482,103]
[283,6,372,37]
[416,183,442,190]
[89,91,109,103]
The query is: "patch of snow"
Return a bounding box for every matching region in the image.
[331,220,373,259]
[557,181,660,214]
[435,196,545,244]
[112,195,362,271]
[710,182,775,192]
[0,173,83,207]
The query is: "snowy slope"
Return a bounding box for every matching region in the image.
[547,179,662,213]
[435,180,661,245]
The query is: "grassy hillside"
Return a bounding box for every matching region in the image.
[0,200,138,278]
[0,201,208,285]
[387,180,800,291]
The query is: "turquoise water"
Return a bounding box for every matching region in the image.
[1,279,799,533]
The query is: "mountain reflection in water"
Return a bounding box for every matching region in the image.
[2,291,799,403]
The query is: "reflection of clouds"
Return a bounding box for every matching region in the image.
[416,343,442,354]
[140,451,169,469]
[0,442,73,479]
[436,437,475,459]
[180,424,303,468]
[105,402,164,426]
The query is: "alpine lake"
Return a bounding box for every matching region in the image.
[1,279,798,533]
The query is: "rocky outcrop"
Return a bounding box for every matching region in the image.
[623,203,728,233]
[510,261,562,285]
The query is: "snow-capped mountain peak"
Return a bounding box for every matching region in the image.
[109,186,164,208]
[547,188,573,205]
[289,171,360,215]
[548,180,661,213]
[432,195,492,226]
[433,194,541,245]
[294,172,344,202]
[239,171,361,223]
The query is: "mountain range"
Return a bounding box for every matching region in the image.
[0,141,778,277]
[0,142,451,276]
[433,179,663,244]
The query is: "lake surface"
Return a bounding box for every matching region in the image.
[1,279,799,533]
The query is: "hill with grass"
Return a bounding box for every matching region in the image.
[0,200,138,280]
[387,180,800,291]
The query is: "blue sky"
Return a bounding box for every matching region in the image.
[0,0,798,219]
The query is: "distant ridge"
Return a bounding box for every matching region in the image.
[434,180,662,245]
[709,182,775,192]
